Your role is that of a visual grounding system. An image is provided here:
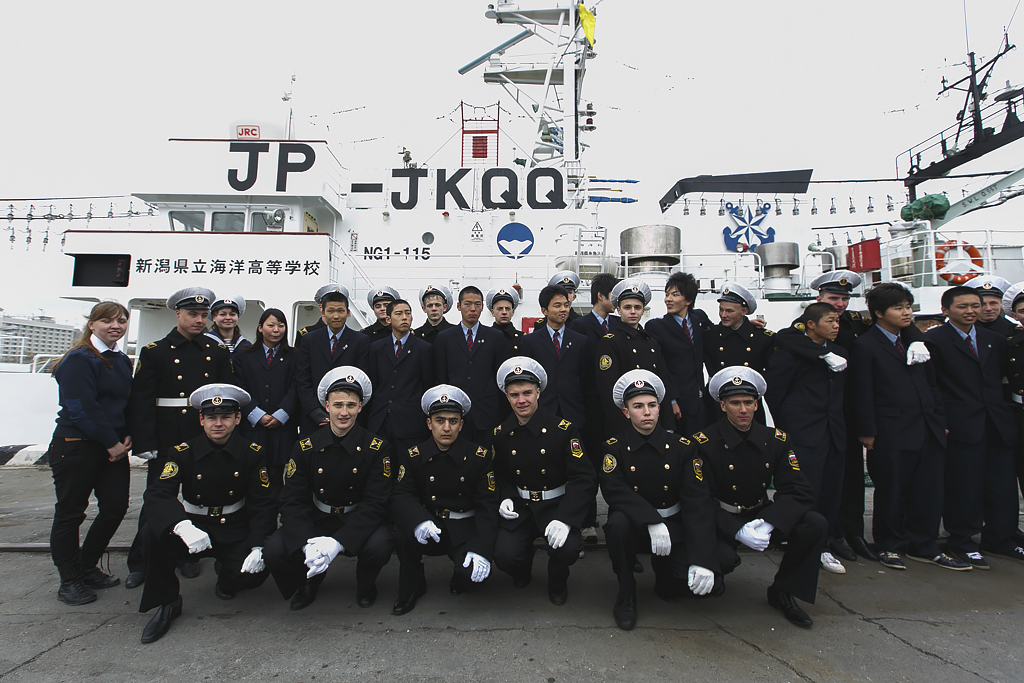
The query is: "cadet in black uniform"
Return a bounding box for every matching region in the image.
[491,357,596,605]
[263,367,394,610]
[390,385,499,615]
[1002,282,1024,544]
[486,286,524,424]
[968,275,1023,337]
[532,271,583,329]
[126,287,235,588]
[296,283,345,345]
[362,286,401,342]
[599,370,718,631]
[138,384,275,644]
[694,367,826,628]
[414,284,455,344]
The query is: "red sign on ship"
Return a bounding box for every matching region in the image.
[235,125,261,140]
[848,238,881,272]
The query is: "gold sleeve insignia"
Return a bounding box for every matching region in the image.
[602,454,617,473]
[160,461,178,479]
[300,438,313,451]
[558,419,571,430]
[174,442,189,452]
[397,464,406,482]
[570,439,583,458]
[285,459,297,478]
[409,446,419,457]
[787,451,800,470]
[250,443,262,452]
[694,432,708,444]
[382,456,391,478]
[259,467,270,487]
[370,437,383,451]
[794,322,806,331]
[775,429,787,442]
[692,458,703,481]
[598,354,613,370]
[487,471,496,491]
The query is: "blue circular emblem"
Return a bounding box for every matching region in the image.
[496,222,535,260]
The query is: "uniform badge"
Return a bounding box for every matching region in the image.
[605,437,618,445]
[570,439,583,458]
[259,467,270,488]
[787,451,800,470]
[775,429,787,442]
[763,329,774,336]
[285,459,297,478]
[487,471,496,491]
[382,456,392,478]
[602,333,615,339]
[850,311,861,320]
[174,442,189,452]
[494,425,502,435]
[299,328,308,336]
[476,446,488,458]
[160,461,178,479]
[602,455,617,473]
[558,419,571,430]
[679,436,691,445]
[397,465,406,482]
[250,442,262,452]
[599,355,613,371]
[692,458,703,481]
[794,322,805,332]
[212,396,223,406]
[370,438,383,451]
[409,446,419,457]
[145,342,158,349]
[300,438,313,451]
[694,432,708,444]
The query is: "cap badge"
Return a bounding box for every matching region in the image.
[212,396,223,405]
[195,295,204,303]
[346,375,355,383]
[731,376,743,385]
[631,286,639,293]
[376,290,384,296]
[440,394,449,403]
[425,285,434,291]
[634,380,645,388]
[562,277,571,283]
[839,278,848,286]
[722,287,730,295]
[981,282,993,289]
[513,366,523,374]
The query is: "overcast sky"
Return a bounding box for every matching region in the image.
[3,0,1024,324]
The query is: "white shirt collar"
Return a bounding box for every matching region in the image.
[90,334,118,354]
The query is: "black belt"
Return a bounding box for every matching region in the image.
[717,497,768,514]
[434,508,476,519]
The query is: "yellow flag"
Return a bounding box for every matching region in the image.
[578,4,596,47]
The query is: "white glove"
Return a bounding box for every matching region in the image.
[499,498,519,520]
[734,518,769,552]
[173,520,212,554]
[907,341,931,365]
[241,547,264,574]
[545,520,570,549]
[463,552,491,582]
[687,565,715,596]
[303,536,343,578]
[137,450,157,461]
[647,522,672,556]
[820,352,847,372]
[752,519,775,537]
[414,520,442,545]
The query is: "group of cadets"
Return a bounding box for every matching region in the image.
[119,268,1024,643]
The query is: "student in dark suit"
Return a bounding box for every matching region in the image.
[924,286,1024,568]
[233,308,299,507]
[296,283,348,346]
[851,284,969,571]
[522,285,590,429]
[433,286,507,447]
[367,299,434,455]
[568,272,619,343]
[532,271,583,329]
[645,272,712,436]
[294,287,370,438]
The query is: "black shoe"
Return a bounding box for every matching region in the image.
[878,551,906,570]
[633,560,643,573]
[949,550,990,570]
[766,585,812,627]
[548,581,568,606]
[906,552,972,571]
[613,593,637,631]
[290,577,323,611]
[449,571,471,596]
[848,536,879,562]
[980,545,1024,565]
[178,560,200,579]
[124,571,145,589]
[828,537,857,562]
[81,567,120,589]
[141,596,182,644]
[391,589,425,616]
[214,581,236,600]
[57,578,97,606]
[356,584,378,608]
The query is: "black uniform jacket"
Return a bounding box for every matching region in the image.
[295,325,370,427]
[703,318,775,375]
[533,309,582,329]
[1006,328,1024,400]
[764,340,847,450]
[924,322,1017,446]
[129,328,234,455]
[143,431,275,550]
[598,425,717,570]
[493,321,524,358]
[367,334,434,439]
[233,345,299,466]
[391,437,499,558]
[569,312,620,346]
[434,324,507,432]
[413,318,455,345]
[693,422,815,540]
[277,424,393,555]
[295,319,326,347]
[851,325,947,450]
[522,326,590,428]
[645,310,712,425]
[595,320,676,435]
[491,412,596,531]
[361,320,393,343]
[979,315,1022,339]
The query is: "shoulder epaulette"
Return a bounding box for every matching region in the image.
[217,343,228,349]
[679,436,691,445]
[605,437,618,445]
[298,327,309,336]
[493,425,501,435]
[145,342,158,349]
[849,311,861,320]
[775,428,787,442]
[865,318,874,326]
[603,333,615,339]
[408,446,419,457]
[794,322,806,332]
[174,442,189,451]
[763,329,774,336]
[369,437,383,451]
[300,438,312,451]
[250,442,262,452]
[694,432,708,444]
[558,419,571,430]
[476,446,488,457]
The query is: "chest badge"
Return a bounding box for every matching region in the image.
[602,454,617,473]
[160,461,178,480]
[285,459,297,478]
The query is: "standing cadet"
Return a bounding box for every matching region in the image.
[1002,282,1024,543]
[137,385,275,644]
[367,298,434,454]
[263,368,394,611]
[596,278,676,438]
[1003,282,1024,326]
[125,287,234,588]
[390,385,498,615]
[491,357,596,605]
[205,295,252,356]
[433,286,507,447]
[851,284,969,571]
[533,271,583,329]
[294,284,370,438]
[362,286,401,342]
[599,370,717,631]
[694,367,827,628]
[968,275,1022,337]
[924,286,1024,568]
[486,286,524,357]
[414,284,455,344]
[646,272,712,436]
[296,283,340,344]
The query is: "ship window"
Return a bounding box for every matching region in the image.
[211,212,245,232]
[251,213,269,232]
[169,211,205,232]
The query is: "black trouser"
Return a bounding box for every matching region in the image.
[494,517,581,586]
[795,438,844,539]
[264,521,393,599]
[127,457,166,573]
[717,511,826,604]
[944,421,1018,555]
[1016,409,1024,528]
[48,438,130,580]
[604,511,707,598]
[866,434,944,556]
[394,518,480,599]
[138,522,267,613]
[836,420,866,540]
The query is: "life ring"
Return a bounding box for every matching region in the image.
[935,240,983,285]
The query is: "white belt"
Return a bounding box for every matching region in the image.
[313,497,357,515]
[657,502,682,518]
[157,398,190,407]
[518,484,566,502]
[1012,393,1023,405]
[435,508,476,519]
[718,498,767,514]
[182,499,245,517]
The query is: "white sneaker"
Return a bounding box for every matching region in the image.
[820,551,846,574]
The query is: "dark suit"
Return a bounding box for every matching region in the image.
[522,325,590,429]
[851,325,947,556]
[925,322,1019,554]
[434,324,507,446]
[646,310,712,436]
[367,333,434,454]
[294,326,370,438]
[414,318,455,345]
[233,345,299,468]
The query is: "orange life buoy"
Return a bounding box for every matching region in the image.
[935,240,983,285]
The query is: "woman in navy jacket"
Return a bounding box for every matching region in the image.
[49,301,133,606]
[233,308,298,505]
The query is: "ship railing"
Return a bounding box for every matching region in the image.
[798,251,838,292]
[622,251,764,291]
[878,225,1022,287]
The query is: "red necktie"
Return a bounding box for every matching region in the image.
[681,317,692,342]
[395,340,403,358]
[966,334,977,357]
[553,330,561,355]
[466,328,474,352]
[894,337,904,356]
[601,319,608,334]
[266,348,274,367]
[330,334,338,355]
